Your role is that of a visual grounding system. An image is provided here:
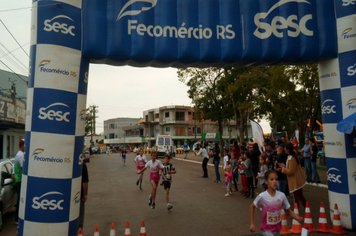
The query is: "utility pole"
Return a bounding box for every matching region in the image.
[89,105,99,144]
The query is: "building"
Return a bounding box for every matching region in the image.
[0,69,28,159]
[84,133,104,146]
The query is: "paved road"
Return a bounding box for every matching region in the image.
[2,152,355,236]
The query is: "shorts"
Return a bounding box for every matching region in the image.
[150,173,160,183]
[163,181,171,190]
[184,150,188,153]
[122,156,126,160]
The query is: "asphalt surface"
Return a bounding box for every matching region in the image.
[2,152,356,236]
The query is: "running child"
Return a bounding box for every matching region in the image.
[134,149,147,190]
[137,151,165,209]
[250,170,303,236]
[161,154,176,210]
[257,155,268,191]
[121,147,127,166]
[224,165,233,196]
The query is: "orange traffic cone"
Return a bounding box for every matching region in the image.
[78,228,83,236]
[124,221,131,236]
[140,221,147,236]
[109,222,116,236]
[316,201,330,233]
[330,204,346,235]
[281,209,291,235]
[304,202,315,232]
[94,225,100,236]
[290,203,302,234]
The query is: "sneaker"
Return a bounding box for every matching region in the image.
[229,191,232,195]
[139,186,142,190]
[148,195,152,206]
[225,193,230,197]
[136,180,139,186]
[151,203,155,209]
[217,180,221,183]
[167,203,173,210]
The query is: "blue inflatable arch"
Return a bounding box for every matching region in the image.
[21,0,355,235]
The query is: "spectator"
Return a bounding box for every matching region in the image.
[310,139,321,183]
[231,141,240,159]
[194,143,209,178]
[266,141,277,170]
[251,143,261,188]
[301,138,312,182]
[292,136,299,153]
[12,139,24,224]
[274,146,288,195]
[212,143,221,183]
[79,161,89,229]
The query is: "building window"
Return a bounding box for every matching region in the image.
[155,114,159,119]
[193,112,195,120]
[109,133,115,139]
[166,127,170,132]
[109,124,115,129]
[188,127,192,131]
[188,111,192,115]
[165,112,169,118]
[176,112,185,121]
[193,127,202,134]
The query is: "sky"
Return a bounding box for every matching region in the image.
[0,1,271,134]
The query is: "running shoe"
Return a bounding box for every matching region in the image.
[148,195,152,206]
[151,203,155,209]
[139,186,142,190]
[167,203,173,210]
[225,193,230,197]
[136,180,139,186]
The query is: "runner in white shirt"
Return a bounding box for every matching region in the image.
[134,149,148,190]
[137,151,164,209]
[250,170,303,236]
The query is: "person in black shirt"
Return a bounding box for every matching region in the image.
[79,162,89,229]
[310,139,321,183]
[251,143,261,188]
[274,146,287,195]
[212,144,221,183]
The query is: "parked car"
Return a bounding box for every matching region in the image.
[91,146,100,154]
[0,159,17,231]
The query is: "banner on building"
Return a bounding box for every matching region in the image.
[250,120,264,149]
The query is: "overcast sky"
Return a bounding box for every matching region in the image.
[0,1,271,134]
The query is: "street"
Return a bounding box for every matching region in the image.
[2,152,353,236]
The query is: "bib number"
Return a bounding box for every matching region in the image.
[267,211,281,225]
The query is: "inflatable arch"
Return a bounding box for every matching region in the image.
[21,0,355,235]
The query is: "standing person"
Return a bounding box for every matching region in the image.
[250,170,303,236]
[106,145,111,156]
[292,136,299,153]
[12,139,24,224]
[161,154,176,210]
[134,149,147,190]
[137,151,165,209]
[266,141,277,170]
[183,141,188,159]
[310,139,321,183]
[222,149,230,187]
[239,154,248,196]
[280,143,307,209]
[212,143,221,183]
[79,161,89,229]
[194,143,209,178]
[121,147,128,166]
[224,165,233,196]
[251,143,261,188]
[231,141,240,159]
[172,143,176,158]
[301,138,312,182]
[242,152,254,198]
[231,152,239,192]
[274,146,287,195]
[257,155,268,191]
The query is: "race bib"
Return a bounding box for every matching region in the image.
[267,211,281,225]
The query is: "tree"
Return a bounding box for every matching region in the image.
[178,67,233,153]
[85,106,99,143]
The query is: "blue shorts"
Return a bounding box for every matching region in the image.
[122,156,126,160]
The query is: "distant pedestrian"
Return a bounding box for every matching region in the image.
[194,143,209,178]
[231,141,240,159]
[251,143,261,188]
[280,143,307,209]
[257,155,268,191]
[224,165,233,197]
[212,143,221,183]
[79,161,89,229]
[12,139,24,224]
[161,154,176,210]
[106,146,111,156]
[292,136,299,153]
[134,149,147,190]
[301,138,312,182]
[239,153,248,196]
[250,170,303,236]
[137,151,165,209]
[172,144,176,158]
[231,152,239,192]
[274,146,287,195]
[121,147,128,166]
[183,141,188,159]
[241,151,254,198]
[222,149,229,187]
[310,139,321,183]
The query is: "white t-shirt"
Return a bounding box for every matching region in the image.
[253,190,290,232]
[134,155,147,168]
[223,155,229,169]
[145,160,164,173]
[12,150,24,173]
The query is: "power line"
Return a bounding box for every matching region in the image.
[0,0,81,13]
[0,60,28,85]
[0,46,28,73]
[0,20,29,57]
[0,42,30,59]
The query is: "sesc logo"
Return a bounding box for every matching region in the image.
[342,0,356,6]
[342,27,356,39]
[346,98,356,110]
[44,15,75,36]
[327,168,342,183]
[117,0,157,21]
[32,191,64,210]
[254,0,313,39]
[347,63,356,76]
[321,99,336,114]
[38,102,70,122]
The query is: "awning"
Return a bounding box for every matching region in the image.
[202,133,220,140]
[337,113,356,134]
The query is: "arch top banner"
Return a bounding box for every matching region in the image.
[82,0,338,67]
